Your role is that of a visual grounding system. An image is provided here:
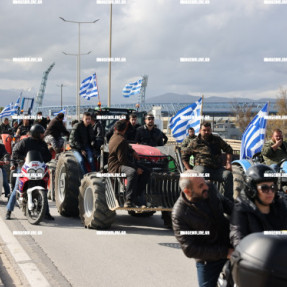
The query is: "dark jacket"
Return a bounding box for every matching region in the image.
[0,123,11,134]
[34,117,49,129]
[182,134,233,169]
[69,121,95,151]
[108,132,136,173]
[44,117,69,140]
[172,184,233,262]
[230,192,287,248]
[12,137,52,163]
[135,125,168,146]
[106,122,140,143]
[17,124,31,136]
[0,144,9,162]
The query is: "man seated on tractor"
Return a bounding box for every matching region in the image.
[69,112,96,173]
[182,122,234,201]
[16,116,31,137]
[261,129,287,170]
[34,111,49,129]
[181,127,196,152]
[230,164,287,248]
[0,118,11,135]
[135,114,168,146]
[0,143,10,198]
[108,120,150,207]
[44,113,70,154]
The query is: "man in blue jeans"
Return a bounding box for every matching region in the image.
[69,112,96,173]
[0,143,10,198]
[172,170,234,287]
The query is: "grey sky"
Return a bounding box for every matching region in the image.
[0,0,287,108]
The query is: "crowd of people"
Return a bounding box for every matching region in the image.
[1,111,287,286]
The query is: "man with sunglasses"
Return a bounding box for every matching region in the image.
[135,114,168,146]
[230,164,287,247]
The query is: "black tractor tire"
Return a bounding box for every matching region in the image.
[55,152,83,217]
[161,211,172,229]
[128,211,155,217]
[232,164,245,199]
[79,174,116,229]
[47,159,57,201]
[26,189,47,225]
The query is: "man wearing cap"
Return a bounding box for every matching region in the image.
[135,114,168,146]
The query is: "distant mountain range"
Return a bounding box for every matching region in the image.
[0,89,276,107]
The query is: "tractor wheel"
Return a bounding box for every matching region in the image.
[232,165,245,199]
[128,211,155,217]
[55,152,83,217]
[79,174,116,229]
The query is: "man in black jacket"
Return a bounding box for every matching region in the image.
[135,114,168,146]
[0,143,10,197]
[6,124,53,220]
[172,170,234,287]
[0,118,11,135]
[44,113,70,153]
[69,112,96,173]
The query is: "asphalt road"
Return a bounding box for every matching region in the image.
[0,198,198,287]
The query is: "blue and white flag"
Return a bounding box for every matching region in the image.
[169,98,202,143]
[0,103,13,118]
[11,96,20,115]
[240,102,269,160]
[53,109,66,116]
[122,78,142,98]
[80,73,99,100]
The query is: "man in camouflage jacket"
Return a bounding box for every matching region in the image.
[182,122,234,200]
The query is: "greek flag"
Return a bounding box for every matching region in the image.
[80,73,98,100]
[169,98,202,143]
[0,103,13,118]
[53,109,66,116]
[11,96,20,115]
[122,78,142,98]
[240,102,269,159]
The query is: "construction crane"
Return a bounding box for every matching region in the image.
[34,62,55,110]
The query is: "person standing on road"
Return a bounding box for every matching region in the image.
[69,112,96,173]
[182,122,234,200]
[6,124,53,220]
[135,114,168,146]
[172,170,234,287]
[108,120,150,207]
[0,143,10,198]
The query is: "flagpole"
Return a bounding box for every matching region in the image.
[201,94,204,126]
[263,101,270,144]
[95,73,101,108]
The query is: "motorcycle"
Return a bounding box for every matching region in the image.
[16,150,49,225]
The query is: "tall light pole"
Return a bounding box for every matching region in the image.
[57,84,65,109]
[60,17,99,120]
[108,4,112,107]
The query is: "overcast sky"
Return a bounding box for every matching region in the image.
[1,0,287,108]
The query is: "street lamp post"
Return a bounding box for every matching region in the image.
[57,84,65,109]
[60,17,99,120]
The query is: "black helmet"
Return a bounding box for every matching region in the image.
[245,164,277,199]
[30,124,45,139]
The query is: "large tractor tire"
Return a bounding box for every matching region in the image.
[79,174,116,229]
[232,164,245,199]
[55,152,83,217]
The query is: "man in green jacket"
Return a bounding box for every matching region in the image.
[262,129,287,167]
[181,127,196,152]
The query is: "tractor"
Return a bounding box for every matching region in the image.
[52,108,181,229]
